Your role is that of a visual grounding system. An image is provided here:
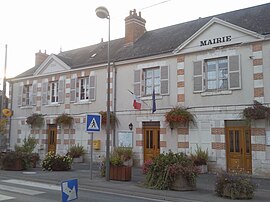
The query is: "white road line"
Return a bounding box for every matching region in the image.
[2,179,61,191]
[0,194,14,201]
[0,184,45,195]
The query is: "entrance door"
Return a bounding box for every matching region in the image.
[144,127,160,162]
[48,125,57,153]
[226,127,252,173]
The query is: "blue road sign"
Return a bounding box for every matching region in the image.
[61,179,78,202]
[86,114,101,132]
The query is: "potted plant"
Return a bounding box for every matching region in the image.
[99,111,119,129]
[243,101,270,122]
[0,151,27,171]
[165,106,196,129]
[215,171,257,199]
[68,144,85,163]
[100,147,133,181]
[144,150,199,190]
[55,113,73,127]
[41,151,73,171]
[190,145,209,174]
[26,113,44,128]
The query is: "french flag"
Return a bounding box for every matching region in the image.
[133,95,142,110]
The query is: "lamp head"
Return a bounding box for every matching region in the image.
[95,6,110,19]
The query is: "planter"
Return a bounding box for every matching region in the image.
[171,174,196,191]
[73,156,83,163]
[3,159,24,171]
[196,164,208,174]
[109,166,132,181]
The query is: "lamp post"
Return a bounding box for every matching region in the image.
[95,6,111,181]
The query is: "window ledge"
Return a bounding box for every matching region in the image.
[20,106,34,109]
[141,95,162,101]
[201,90,232,96]
[45,103,61,107]
[74,101,92,105]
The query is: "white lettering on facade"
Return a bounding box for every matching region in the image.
[200,35,232,46]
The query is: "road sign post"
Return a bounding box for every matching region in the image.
[86,114,101,180]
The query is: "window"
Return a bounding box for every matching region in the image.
[145,68,160,95]
[50,82,58,103]
[79,77,89,101]
[193,55,241,93]
[206,58,228,91]
[24,85,31,105]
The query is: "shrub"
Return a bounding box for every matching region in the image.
[142,159,153,174]
[145,150,199,190]
[215,171,257,199]
[41,152,73,171]
[68,144,85,158]
[110,147,133,166]
[15,136,37,154]
[191,144,208,166]
[0,151,30,170]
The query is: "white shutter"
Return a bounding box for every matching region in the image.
[89,75,96,101]
[17,85,23,106]
[70,78,77,102]
[58,80,65,103]
[160,65,169,95]
[134,70,141,96]
[29,85,33,105]
[228,55,241,90]
[193,61,204,92]
[42,82,48,105]
[32,83,37,105]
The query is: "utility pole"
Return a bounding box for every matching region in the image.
[1,44,7,118]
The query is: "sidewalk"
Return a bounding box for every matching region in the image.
[0,162,270,202]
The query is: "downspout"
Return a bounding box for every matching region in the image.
[113,62,117,147]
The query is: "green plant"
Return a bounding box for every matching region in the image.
[215,171,257,199]
[26,113,44,128]
[191,145,208,166]
[68,144,85,158]
[243,101,270,122]
[41,152,73,171]
[144,150,199,190]
[0,151,30,170]
[15,136,37,154]
[165,106,196,129]
[55,113,73,127]
[99,111,119,129]
[0,118,7,135]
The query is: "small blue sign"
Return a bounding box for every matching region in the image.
[86,114,101,132]
[61,179,78,202]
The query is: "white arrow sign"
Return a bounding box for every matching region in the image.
[62,182,77,201]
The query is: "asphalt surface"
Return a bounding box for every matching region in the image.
[0,162,269,202]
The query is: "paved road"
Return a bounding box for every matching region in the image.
[0,163,269,202]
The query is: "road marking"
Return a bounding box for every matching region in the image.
[2,179,61,191]
[0,194,14,201]
[0,184,45,195]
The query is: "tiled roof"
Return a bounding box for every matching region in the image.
[15,3,270,79]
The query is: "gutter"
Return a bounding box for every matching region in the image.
[112,62,117,147]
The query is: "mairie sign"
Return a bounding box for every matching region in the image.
[86,114,101,132]
[61,179,78,202]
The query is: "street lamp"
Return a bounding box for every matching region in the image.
[95,6,111,181]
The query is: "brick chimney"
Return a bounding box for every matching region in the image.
[35,50,49,66]
[125,9,146,45]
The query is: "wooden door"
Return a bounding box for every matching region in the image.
[48,125,57,153]
[226,127,252,173]
[144,127,160,162]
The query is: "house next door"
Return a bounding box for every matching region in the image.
[48,125,57,153]
[144,126,160,162]
[226,127,252,173]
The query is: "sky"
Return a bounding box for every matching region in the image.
[0,0,269,84]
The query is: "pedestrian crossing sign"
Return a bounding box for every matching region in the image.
[86,114,101,132]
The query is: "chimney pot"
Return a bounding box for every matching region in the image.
[35,50,49,66]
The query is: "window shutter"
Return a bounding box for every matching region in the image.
[193,61,204,92]
[17,85,23,106]
[228,55,241,90]
[70,78,77,102]
[32,83,37,105]
[134,70,141,96]
[89,75,96,101]
[58,80,65,103]
[29,85,33,105]
[42,82,48,105]
[160,65,169,95]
